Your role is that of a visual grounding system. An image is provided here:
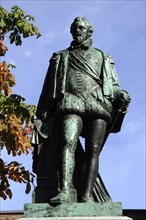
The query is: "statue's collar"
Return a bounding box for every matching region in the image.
[70,38,92,50]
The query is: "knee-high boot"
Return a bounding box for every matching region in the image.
[50,147,77,204]
[50,114,82,204]
[81,146,99,202]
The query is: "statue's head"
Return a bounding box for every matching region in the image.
[70,17,93,44]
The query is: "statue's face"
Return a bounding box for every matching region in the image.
[71,20,89,44]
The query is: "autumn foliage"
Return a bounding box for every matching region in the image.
[0,6,41,199]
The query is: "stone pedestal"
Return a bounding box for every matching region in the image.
[24,202,123,218]
[19,217,133,220]
[19,202,133,220]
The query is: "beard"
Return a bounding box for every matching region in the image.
[75,35,84,43]
[73,32,89,44]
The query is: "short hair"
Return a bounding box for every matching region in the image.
[70,17,93,37]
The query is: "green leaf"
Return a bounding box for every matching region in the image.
[9,33,16,44]
[7,63,16,69]
[16,21,25,33]
[15,34,22,46]
[14,12,19,19]
[0,18,6,28]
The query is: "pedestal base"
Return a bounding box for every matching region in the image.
[19,217,133,220]
[23,202,123,218]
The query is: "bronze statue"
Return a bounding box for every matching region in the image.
[31,17,131,204]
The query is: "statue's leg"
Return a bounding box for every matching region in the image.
[50,114,83,204]
[81,118,107,202]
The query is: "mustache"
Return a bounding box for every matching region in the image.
[76,33,82,36]
[73,31,82,36]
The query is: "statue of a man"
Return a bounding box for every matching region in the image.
[31,17,131,204]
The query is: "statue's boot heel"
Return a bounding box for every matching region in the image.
[80,195,94,203]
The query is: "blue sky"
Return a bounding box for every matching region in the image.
[0,0,145,211]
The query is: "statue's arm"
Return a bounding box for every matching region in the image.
[36,52,61,120]
[108,56,131,106]
[31,52,61,147]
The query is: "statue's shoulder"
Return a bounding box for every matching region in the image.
[93,48,114,63]
[51,48,69,59]
[93,47,108,58]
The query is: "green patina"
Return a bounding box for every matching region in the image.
[24,202,122,218]
[29,17,131,217]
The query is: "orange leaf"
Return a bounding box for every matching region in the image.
[7,87,12,94]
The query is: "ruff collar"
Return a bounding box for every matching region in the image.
[70,38,92,50]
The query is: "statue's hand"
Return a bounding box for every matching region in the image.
[31,110,48,122]
[117,90,131,105]
[31,115,37,123]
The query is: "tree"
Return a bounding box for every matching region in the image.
[0,5,41,200]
